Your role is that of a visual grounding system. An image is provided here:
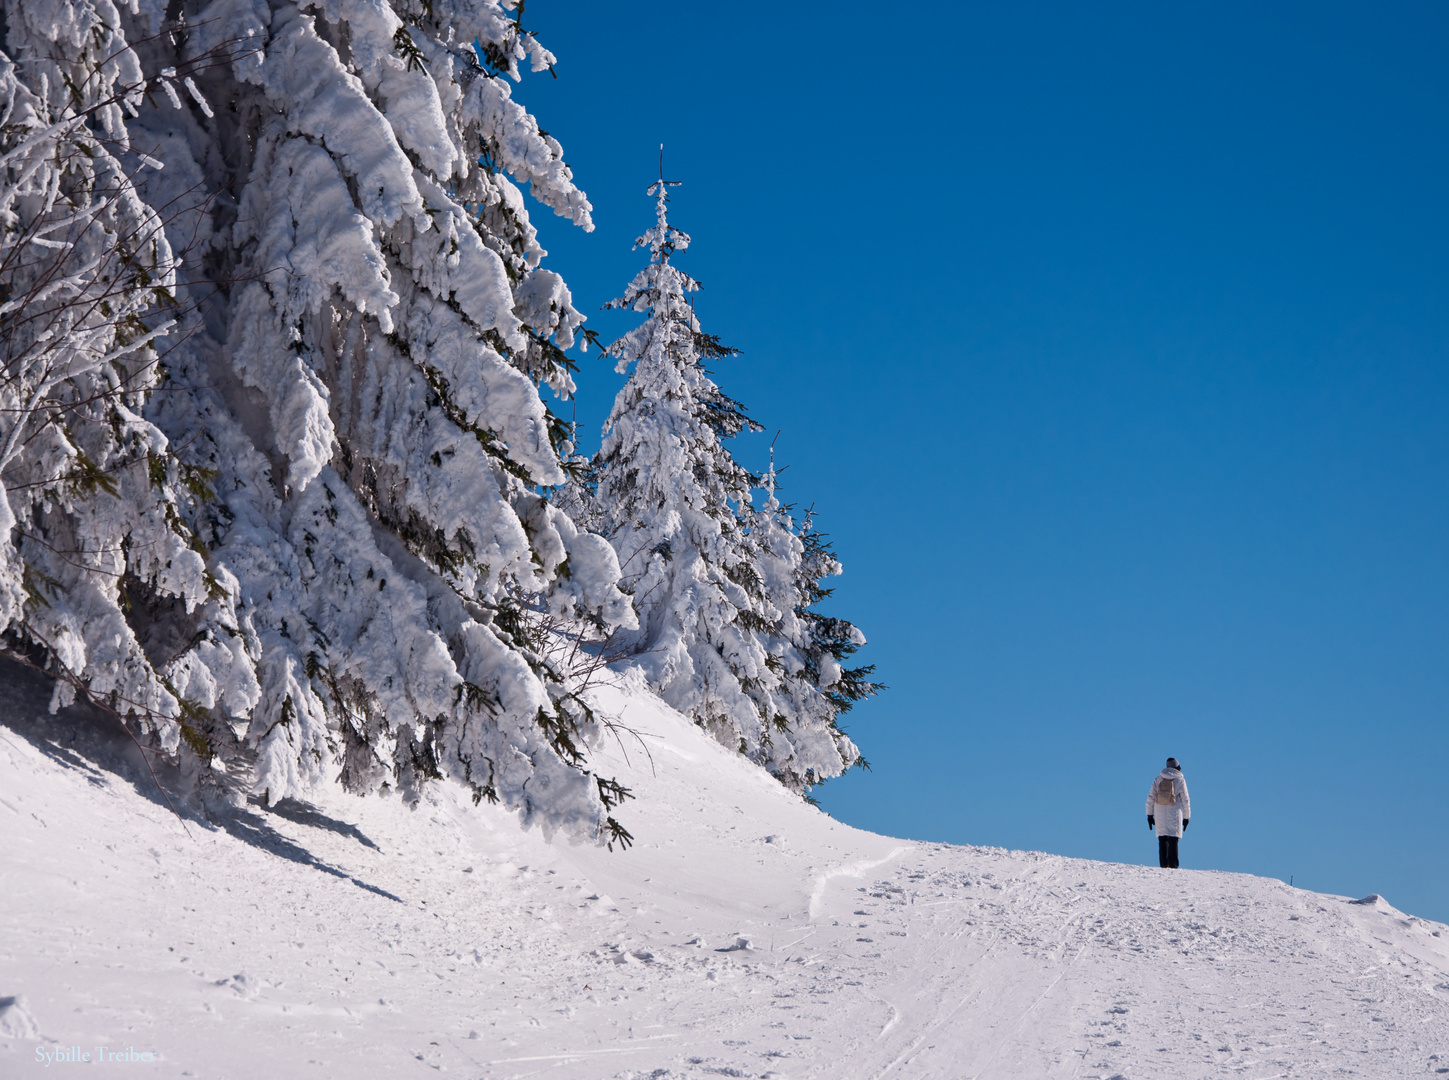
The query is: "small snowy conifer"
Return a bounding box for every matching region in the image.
[595,176,767,754]
[596,176,875,793]
[742,461,879,791]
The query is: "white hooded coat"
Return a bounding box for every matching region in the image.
[1146,767,1191,838]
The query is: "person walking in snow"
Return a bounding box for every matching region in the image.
[1146,757,1191,869]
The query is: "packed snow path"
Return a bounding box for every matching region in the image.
[3,663,1447,1078]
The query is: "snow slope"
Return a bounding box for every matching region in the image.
[2,660,1447,1079]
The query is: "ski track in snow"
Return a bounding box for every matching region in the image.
[2,661,1447,1078]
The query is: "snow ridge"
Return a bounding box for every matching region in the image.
[2,664,1445,1078]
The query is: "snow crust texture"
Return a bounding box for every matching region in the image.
[3,664,1445,1079]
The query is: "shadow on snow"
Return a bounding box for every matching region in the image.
[0,655,401,904]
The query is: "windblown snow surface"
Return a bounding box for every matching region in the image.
[2,661,1447,1079]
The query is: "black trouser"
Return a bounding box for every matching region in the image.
[1158,835,1180,869]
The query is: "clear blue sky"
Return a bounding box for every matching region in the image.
[520,2,1449,922]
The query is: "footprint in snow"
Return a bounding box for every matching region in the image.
[613,948,656,965]
[213,974,267,999]
[0,995,40,1039]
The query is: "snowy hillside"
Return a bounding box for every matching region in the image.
[3,660,1447,1079]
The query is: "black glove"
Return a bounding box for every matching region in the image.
[1182,818,1189,830]
[1147,815,1155,830]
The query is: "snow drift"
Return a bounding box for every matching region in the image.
[2,657,1446,1078]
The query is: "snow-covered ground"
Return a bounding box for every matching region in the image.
[3,661,1447,1079]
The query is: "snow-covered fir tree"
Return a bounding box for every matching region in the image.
[745,462,879,791]
[0,6,243,767]
[594,177,877,793]
[1,0,637,843]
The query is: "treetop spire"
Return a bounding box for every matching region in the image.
[642,144,687,261]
